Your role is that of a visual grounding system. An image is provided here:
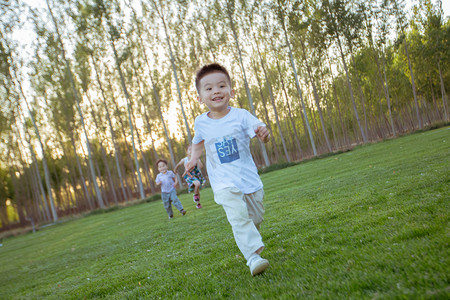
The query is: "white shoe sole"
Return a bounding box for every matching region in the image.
[251,259,269,276]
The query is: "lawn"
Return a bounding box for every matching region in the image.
[0,127,449,299]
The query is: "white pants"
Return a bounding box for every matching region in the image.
[214,187,265,260]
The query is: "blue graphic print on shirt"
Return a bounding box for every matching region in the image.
[215,137,240,164]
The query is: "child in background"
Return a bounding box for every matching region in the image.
[155,159,186,219]
[175,145,206,209]
[185,63,271,276]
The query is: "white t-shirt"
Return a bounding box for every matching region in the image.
[192,107,264,194]
[155,171,176,193]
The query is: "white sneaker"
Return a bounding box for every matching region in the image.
[247,254,269,276]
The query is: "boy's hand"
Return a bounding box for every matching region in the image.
[255,125,270,143]
[183,159,198,177]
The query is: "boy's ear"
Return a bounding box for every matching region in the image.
[197,95,203,104]
[231,89,235,98]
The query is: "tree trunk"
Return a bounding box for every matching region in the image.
[335,33,367,144]
[150,0,192,142]
[253,37,288,162]
[92,57,128,202]
[85,93,118,205]
[70,133,93,210]
[403,39,422,129]
[438,61,448,121]
[109,39,145,200]
[226,6,270,167]
[46,0,104,208]
[275,59,303,159]
[350,54,369,140]
[299,35,332,152]
[281,20,317,156]
[379,50,396,136]
[252,62,280,162]
[17,84,58,222]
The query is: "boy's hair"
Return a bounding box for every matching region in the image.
[195,63,231,92]
[156,159,168,167]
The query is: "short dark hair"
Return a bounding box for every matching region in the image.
[195,63,231,92]
[156,159,168,167]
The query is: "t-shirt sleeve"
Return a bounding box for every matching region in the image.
[155,174,161,183]
[192,118,204,144]
[243,110,265,138]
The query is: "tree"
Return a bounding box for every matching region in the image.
[391,0,422,129]
[45,0,105,208]
[149,0,192,143]
[221,0,271,166]
[274,0,318,156]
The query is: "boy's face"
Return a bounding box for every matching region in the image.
[197,71,234,116]
[157,161,168,174]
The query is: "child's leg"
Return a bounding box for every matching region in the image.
[243,189,265,230]
[214,187,264,261]
[170,189,184,212]
[192,180,201,200]
[193,180,202,208]
[161,192,173,217]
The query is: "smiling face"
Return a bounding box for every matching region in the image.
[197,71,234,119]
[157,161,168,174]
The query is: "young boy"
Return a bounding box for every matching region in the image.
[184,63,270,276]
[155,159,186,219]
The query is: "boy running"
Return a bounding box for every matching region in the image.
[185,63,270,276]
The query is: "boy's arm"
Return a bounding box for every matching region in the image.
[155,175,161,186]
[197,159,204,169]
[174,158,184,174]
[184,141,204,175]
[172,172,178,187]
[255,125,270,143]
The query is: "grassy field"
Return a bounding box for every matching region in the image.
[0,127,449,299]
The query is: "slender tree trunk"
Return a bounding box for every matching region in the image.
[335,34,367,143]
[16,85,58,222]
[150,0,192,142]
[92,59,128,202]
[70,133,93,210]
[128,53,156,194]
[226,6,270,166]
[85,93,118,205]
[350,54,369,140]
[109,39,145,200]
[299,35,332,152]
[106,75,139,198]
[281,20,317,156]
[253,38,287,162]
[379,50,396,136]
[275,59,303,159]
[252,62,280,162]
[403,39,422,129]
[318,65,338,149]
[129,4,160,166]
[200,19,217,61]
[438,61,448,121]
[24,131,51,222]
[149,72,183,188]
[46,0,104,208]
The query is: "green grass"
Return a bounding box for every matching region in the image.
[1,127,449,299]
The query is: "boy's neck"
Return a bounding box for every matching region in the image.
[207,106,231,119]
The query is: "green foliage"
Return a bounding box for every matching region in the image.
[0,127,448,298]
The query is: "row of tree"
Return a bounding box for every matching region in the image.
[0,0,448,230]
